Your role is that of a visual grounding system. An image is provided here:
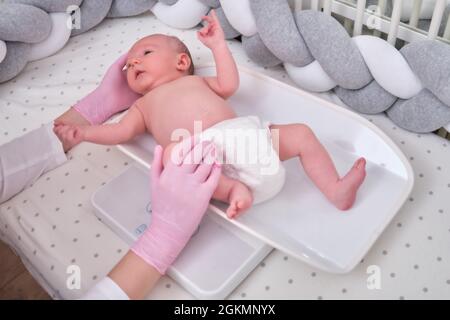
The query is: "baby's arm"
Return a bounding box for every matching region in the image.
[83,106,145,144]
[198,10,239,99]
[54,105,146,146]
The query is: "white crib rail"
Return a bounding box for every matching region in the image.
[295,0,450,46]
[293,0,450,137]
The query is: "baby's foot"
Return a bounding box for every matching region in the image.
[331,158,366,211]
[226,182,253,219]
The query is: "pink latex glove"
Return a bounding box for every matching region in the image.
[131,138,222,274]
[73,53,141,125]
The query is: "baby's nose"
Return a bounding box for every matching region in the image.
[127,58,141,68]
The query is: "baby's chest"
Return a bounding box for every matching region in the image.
[143,90,228,122]
[146,102,221,134]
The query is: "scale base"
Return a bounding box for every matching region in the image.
[92,163,272,299]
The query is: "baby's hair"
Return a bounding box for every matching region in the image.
[167,36,195,75]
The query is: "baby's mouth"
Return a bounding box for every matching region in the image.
[135,70,145,79]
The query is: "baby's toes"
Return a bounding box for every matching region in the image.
[226,201,238,219]
[232,199,252,219]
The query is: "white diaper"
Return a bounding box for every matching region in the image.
[200,116,286,204]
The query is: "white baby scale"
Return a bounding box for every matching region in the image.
[92,65,414,299]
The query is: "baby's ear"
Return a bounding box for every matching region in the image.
[176,53,191,73]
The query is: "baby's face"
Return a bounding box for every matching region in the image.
[126,35,180,94]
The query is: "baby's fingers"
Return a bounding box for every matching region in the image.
[201,14,213,24]
[53,124,67,136]
[210,9,218,21]
[200,23,212,34]
[72,127,81,140]
[57,127,72,142]
[54,119,68,126]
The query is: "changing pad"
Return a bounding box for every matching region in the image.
[117,65,414,273]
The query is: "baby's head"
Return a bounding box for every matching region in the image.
[126,34,194,94]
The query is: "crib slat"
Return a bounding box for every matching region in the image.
[294,0,303,11]
[323,0,332,16]
[353,0,367,36]
[409,0,423,28]
[310,0,319,11]
[373,0,387,37]
[377,0,387,16]
[428,0,446,39]
[331,0,435,43]
[388,0,403,45]
[444,14,450,40]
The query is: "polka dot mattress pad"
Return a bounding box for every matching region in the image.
[0,13,449,300]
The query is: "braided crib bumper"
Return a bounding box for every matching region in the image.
[217,0,450,133]
[1,0,449,133]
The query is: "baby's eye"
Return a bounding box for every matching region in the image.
[144,50,153,55]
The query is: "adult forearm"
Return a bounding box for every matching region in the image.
[55,107,91,127]
[108,251,162,300]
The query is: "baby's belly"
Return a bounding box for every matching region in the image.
[147,103,236,147]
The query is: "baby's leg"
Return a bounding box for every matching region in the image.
[270,124,366,210]
[163,142,253,218]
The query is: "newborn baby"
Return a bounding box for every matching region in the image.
[55,10,366,218]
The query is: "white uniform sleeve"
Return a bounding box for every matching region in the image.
[80,277,130,300]
[0,123,67,203]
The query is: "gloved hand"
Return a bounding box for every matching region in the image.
[132,138,222,274]
[72,53,141,125]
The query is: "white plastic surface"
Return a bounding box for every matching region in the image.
[0,40,6,64]
[92,163,272,299]
[116,65,414,274]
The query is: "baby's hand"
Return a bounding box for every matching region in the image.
[53,122,86,152]
[197,10,226,50]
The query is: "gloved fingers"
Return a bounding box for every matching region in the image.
[192,143,217,182]
[113,52,129,72]
[181,140,214,173]
[203,161,222,191]
[151,145,164,185]
[169,135,199,167]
